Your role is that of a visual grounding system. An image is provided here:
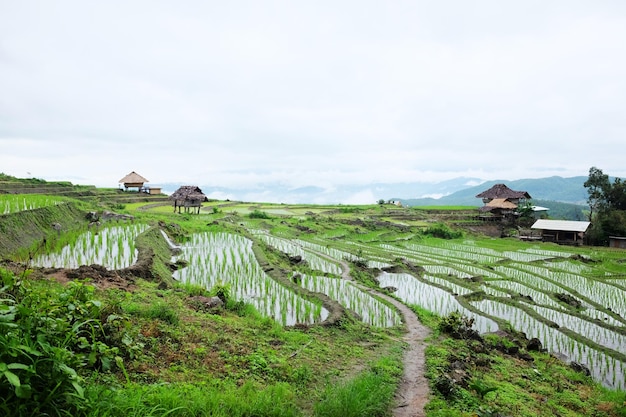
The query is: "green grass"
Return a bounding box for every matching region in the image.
[3,184,626,416]
[313,354,402,417]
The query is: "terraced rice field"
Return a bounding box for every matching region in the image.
[266,234,626,390]
[31,223,149,269]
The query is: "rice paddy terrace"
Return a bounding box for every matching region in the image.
[1,180,625,415]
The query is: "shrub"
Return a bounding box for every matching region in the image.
[423,223,463,239]
[0,269,129,416]
[249,210,271,219]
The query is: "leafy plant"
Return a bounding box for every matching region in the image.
[469,378,497,399]
[423,223,463,239]
[249,209,271,219]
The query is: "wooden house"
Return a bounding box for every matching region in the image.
[169,186,207,214]
[476,184,531,220]
[531,219,591,245]
[119,171,149,192]
[609,236,626,249]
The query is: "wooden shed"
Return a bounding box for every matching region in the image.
[119,171,149,192]
[609,236,626,249]
[169,186,207,214]
[531,219,591,245]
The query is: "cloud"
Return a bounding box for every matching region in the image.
[1,0,626,201]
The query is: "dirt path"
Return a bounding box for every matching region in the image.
[332,256,432,417]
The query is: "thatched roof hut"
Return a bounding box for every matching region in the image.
[476,184,531,202]
[119,171,149,191]
[476,183,531,220]
[169,186,207,214]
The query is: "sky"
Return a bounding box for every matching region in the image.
[1,1,625,203]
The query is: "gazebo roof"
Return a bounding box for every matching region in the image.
[476,183,531,199]
[119,171,149,184]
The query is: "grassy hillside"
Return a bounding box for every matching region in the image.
[1,177,625,417]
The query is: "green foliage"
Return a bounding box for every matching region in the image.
[249,209,271,219]
[423,223,463,239]
[0,269,134,416]
[584,167,626,244]
[143,303,180,325]
[438,311,478,339]
[86,381,301,417]
[313,360,399,417]
[210,282,232,304]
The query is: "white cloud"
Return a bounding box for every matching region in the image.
[1,1,626,202]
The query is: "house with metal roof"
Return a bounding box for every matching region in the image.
[531,219,591,245]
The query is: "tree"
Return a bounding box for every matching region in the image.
[583,167,626,245]
[583,166,610,222]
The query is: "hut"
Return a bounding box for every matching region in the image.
[531,219,591,245]
[476,183,531,220]
[169,186,207,214]
[119,171,149,192]
[609,236,626,249]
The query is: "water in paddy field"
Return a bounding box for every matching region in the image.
[472,300,625,390]
[172,232,328,326]
[377,272,498,334]
[299,273,402,328]
[31,224,149,269]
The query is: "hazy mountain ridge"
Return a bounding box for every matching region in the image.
[399,176,589,207]
[157,176,590,208]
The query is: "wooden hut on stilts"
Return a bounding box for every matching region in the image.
[169,186,207,214]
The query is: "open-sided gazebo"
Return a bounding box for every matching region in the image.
[119,171,149,192]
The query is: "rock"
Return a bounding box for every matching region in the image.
[507,345,520,355]
[188,295,224,311]
[289,255,303,264]
[86,211,99,221]
[570,361,591,376]
[527,338,543,351]
[554,292,582,308]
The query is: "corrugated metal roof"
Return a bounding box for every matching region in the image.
[531,219,591,232]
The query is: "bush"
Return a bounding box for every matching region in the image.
[0,269,128,416]
[423,223,463,239]
[249,210,271,219]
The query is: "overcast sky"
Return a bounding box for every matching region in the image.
[1,1,625,202]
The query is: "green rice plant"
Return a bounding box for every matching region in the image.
[0,194,65,215]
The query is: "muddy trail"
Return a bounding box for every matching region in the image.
[318,252,432,417]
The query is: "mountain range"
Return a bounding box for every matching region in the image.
[158,175,590,214]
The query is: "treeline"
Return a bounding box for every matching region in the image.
[584,167,626,245]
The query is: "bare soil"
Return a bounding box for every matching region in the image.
[332,256,431,417]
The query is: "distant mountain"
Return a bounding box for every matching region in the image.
[399,176,589,207]
[156,176,590,215]
[397,176,589,220]
[156,177,486,205]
